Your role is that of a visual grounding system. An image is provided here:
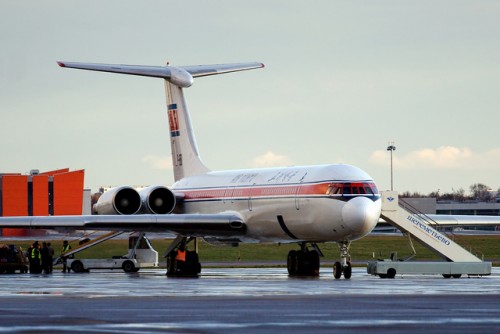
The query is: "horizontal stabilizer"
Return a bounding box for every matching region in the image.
[182,62,264,77]
[57,61,264,87]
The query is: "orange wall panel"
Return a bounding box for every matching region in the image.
[1,175,28,216]
[32,174,49,216]
[1,175,29,237]
[53,170,84,215]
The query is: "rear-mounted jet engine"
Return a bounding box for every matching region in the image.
[94,185,177,215]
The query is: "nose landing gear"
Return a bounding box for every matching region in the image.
[333,241,352,279]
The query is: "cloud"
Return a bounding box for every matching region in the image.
[251,151,293,168]
[142,155,173,170]
[370,146,500,170]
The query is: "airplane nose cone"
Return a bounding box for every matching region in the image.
[342,196,381,239]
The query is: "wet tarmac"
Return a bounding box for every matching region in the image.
[0,267,499,333]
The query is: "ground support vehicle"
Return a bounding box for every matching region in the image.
[0,244,28,274]
[367,260,491,279]
[371,191,492,278]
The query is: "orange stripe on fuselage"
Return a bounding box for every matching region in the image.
[180,182,331,201]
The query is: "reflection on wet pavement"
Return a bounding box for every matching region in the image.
[0,267,499,333]
[1,267,499,298]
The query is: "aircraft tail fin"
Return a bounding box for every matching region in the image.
[58,61,264,181]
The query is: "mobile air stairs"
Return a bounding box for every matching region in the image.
[53,231,125,263]
[367,191,492,278]
[54,231,159,273]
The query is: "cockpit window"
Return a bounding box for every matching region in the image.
[327,182,379,196]
[326,184,342,195]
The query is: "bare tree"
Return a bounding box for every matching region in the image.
[452,188,466,201]
[469,183,492,202]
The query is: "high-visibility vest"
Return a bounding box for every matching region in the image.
[61,244,71,254]
[175,250,186,262]
[31,248,41,260]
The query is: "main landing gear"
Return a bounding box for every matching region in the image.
[287,243,320,276]
[286,241,353,279]
[165,236,201,277]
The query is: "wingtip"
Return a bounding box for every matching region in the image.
[57,61,66,68]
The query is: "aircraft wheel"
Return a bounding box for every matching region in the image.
[185,251,201,275]
[387,268,396,279]
[343,262,352,279]
[166,253,176,275]
[122,260,136,273]
[333,261,342,279]
[71,260,85,273]
[287,250,299,275]
[307,251,320,276]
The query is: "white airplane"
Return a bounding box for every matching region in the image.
[3,61,495,278]
[0,61,382,278]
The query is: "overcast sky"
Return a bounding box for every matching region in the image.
[1,1,499,195]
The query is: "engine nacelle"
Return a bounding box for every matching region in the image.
[94,186,142,215]
[139,185,176,214]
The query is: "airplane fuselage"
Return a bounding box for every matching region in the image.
[172,164,382,243]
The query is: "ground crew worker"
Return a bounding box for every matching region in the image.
[30,241,42,273]
[41,242,49,273]
[175,243,187,273]
[17,246,29,273]
[27,243,33,272]
[61,240,72,273]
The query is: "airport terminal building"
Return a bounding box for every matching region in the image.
[399,197,500,231]
[402,197,500,216]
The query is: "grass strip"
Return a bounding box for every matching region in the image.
[5,235,498,266]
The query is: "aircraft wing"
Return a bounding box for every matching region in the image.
[425,214,500,227]
[0,214,246,238]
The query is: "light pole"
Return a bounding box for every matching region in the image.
[387,142,396,191]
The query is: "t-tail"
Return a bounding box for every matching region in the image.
[57,61,264,180]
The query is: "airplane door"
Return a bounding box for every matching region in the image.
[295,181,302,210]
[295,173,307,210]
